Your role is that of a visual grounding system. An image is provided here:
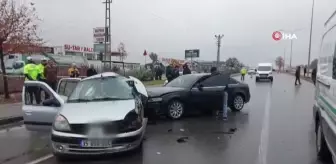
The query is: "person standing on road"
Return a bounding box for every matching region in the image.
[304,66,307,77]
[210,67,228,120]
[295,66,302,85]
[37,57,47,82]
[183,63,191,75]
[312,67,317,86]
[37,57,48,99]
[24,57,41,104]
[240,67,247,81]
[86,64,97,77]
[68,63,80,78]
[44,60,58,92]
[165,65,174,82]
[173,65,180,79]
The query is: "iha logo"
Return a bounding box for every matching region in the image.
[272,31,297,41]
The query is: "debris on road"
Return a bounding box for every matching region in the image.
[180,128,185,132]
[229,128,237,133]
[168,129,172,132]
[156,152,161,155]
[212,128,238,135]
[177,136,189,143]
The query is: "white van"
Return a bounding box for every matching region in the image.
[313,15,336,163]
[255,63,273,82]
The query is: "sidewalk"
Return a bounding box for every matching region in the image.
[286,71,313,83]
[0,103,23,126]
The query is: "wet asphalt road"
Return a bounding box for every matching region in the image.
[0,73,330,164]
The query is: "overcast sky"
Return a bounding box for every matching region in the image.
[29,0,336,66]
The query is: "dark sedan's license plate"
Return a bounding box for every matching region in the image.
[80,139,112,148]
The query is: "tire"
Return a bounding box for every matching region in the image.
[270,78,273,82]
[167,99,184,120]
[316,120,332,161]
[230,94,245,112]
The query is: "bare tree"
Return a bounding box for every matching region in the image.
[117,42,127,62]
[0,0,43,98]
[275,56,284,71]
[149,52,158,63]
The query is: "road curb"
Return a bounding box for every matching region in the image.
[0,116,23,126]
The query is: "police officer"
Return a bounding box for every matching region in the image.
[24,57,42,104]
[37,57,48,99]
[37,57,47,82]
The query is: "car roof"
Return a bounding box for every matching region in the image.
[81,72,121,81]
[258,63,272,66]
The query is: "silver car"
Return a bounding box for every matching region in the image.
[22,72,148,160]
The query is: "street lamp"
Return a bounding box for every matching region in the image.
[307,0,315,71]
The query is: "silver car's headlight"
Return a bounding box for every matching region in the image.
[148,97,163,102]
[53,115,71,131]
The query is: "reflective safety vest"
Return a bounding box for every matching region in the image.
[240,68,247,75]
[24,63,39,81]
[37,64,45,79]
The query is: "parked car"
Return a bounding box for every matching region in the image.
[22,72,148,161]
[248,68,256,75]
[146,73,250,119]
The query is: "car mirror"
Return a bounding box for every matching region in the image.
[42,98,61,107]
[126,80,135,87]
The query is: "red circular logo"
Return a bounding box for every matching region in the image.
[272,31,282,41]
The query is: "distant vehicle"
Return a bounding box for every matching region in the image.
[256,63,273,82]
[21,73,148,161]
[313,16,336,163]
[248,68,256,75]
[146,73,250,119]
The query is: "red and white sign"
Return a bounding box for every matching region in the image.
[64,44,93,53]
[272,31,298,41]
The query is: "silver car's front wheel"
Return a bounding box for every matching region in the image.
[167,100,184,119]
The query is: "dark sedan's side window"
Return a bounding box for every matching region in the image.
[201,74,230,87]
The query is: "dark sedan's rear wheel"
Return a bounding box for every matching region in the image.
[167,100,184,120]
[230,94,245,112]
[316,120,332,161]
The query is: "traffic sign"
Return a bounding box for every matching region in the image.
[185,49,200,58]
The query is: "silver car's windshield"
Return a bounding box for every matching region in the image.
[67,76,134,103]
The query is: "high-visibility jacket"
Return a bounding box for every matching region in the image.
[23,63,39,81]
[240,68,247,75]
[37,64,45,79]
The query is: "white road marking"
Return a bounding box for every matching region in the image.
[25,154,53,164]
[257,91,271,164]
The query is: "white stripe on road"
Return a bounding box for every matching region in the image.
[257,91,271,164]
[25,154,53,164]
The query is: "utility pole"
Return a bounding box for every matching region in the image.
[215,34,224,68]
[307,0,315,71]
[289,40,293,68]
[103,0,112,68]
